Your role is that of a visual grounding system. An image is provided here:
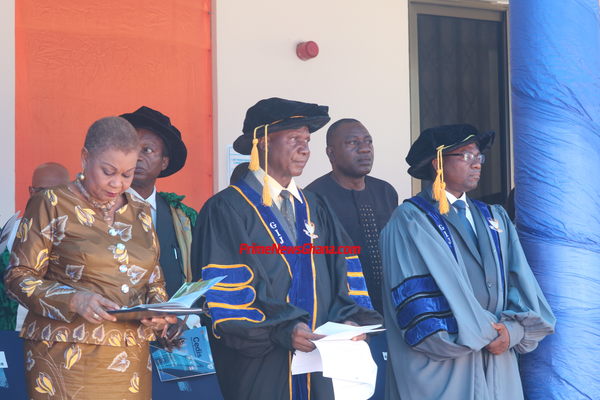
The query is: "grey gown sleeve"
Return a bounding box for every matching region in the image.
[493,205,555,354]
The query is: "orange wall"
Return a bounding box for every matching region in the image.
[15,0,213,212]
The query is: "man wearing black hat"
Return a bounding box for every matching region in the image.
[380,124,555,400]
[121,106,196,297]
[191,98,382,400]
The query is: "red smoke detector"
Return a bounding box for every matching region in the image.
[296,41,319,60]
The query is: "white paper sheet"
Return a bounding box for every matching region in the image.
[290,322,382,399]
[331,376,376,400]
[316,340,377,399]
[316,340,376,381]
[314,322,384,340]
[290,348,322,375]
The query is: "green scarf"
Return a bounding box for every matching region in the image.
[158,192,197,226]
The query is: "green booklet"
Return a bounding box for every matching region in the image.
[108,276,225,321]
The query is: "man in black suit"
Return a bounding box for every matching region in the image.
[122,106,196,297]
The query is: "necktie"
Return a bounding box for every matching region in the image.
[453,199,478,244]
[279,190,296,235]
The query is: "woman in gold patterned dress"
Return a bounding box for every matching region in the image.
[4,116,176,399]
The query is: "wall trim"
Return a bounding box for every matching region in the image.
[0,0,15,224]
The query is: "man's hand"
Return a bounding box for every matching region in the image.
[154,317,188,351]
[485,322,510,355]
[69,291,119,324]
[343,320,367,341]
[140,315,179,332]
[291,322,325,352]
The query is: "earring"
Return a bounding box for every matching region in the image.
[77,172,85,181]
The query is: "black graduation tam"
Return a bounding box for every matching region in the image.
[233,97,330,155]
[121,106,187,177]
[406,124,495,180]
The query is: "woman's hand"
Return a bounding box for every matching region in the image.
[69,291,120,324]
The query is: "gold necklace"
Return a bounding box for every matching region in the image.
[75,179,117,224]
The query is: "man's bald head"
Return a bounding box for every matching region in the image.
[326,118,361,146]
[30,162,70,196]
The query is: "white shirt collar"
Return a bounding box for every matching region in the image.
[147,188,157,211]
[252,168,303,205]
[127,186,157,210]
[445,190,469,208]
[446,190,476,232]
[127,187,158,226]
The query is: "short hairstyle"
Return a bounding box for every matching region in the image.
[230,162,250,185]
[326,118,361,146]
[84,116,139,155]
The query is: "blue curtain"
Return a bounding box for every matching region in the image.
[510,1,600,398]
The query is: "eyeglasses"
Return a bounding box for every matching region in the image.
[444,152,485,164]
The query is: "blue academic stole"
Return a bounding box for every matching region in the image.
[406,196,458,261]
[233,180,316,400]
[471,200,507,300]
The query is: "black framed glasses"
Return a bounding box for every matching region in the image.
[445,152,485,164]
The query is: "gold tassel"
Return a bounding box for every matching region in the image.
[262,125,273,206]
[432,145,450,214]
[249,126,261,171]
[262,176,272,206]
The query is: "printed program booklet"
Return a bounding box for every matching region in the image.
[150,326,216,381]
[108,276,225,320]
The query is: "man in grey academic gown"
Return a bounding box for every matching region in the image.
[380,124,555,400]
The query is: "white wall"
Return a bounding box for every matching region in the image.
[0,0,15,225]
[212,0,413,200]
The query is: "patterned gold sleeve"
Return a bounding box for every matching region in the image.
[4,191,78,323]
[146,264,168,304]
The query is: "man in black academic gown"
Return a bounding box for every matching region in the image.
[306,119,397,314]
[121,106,197,297]
[192,98,382,400]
